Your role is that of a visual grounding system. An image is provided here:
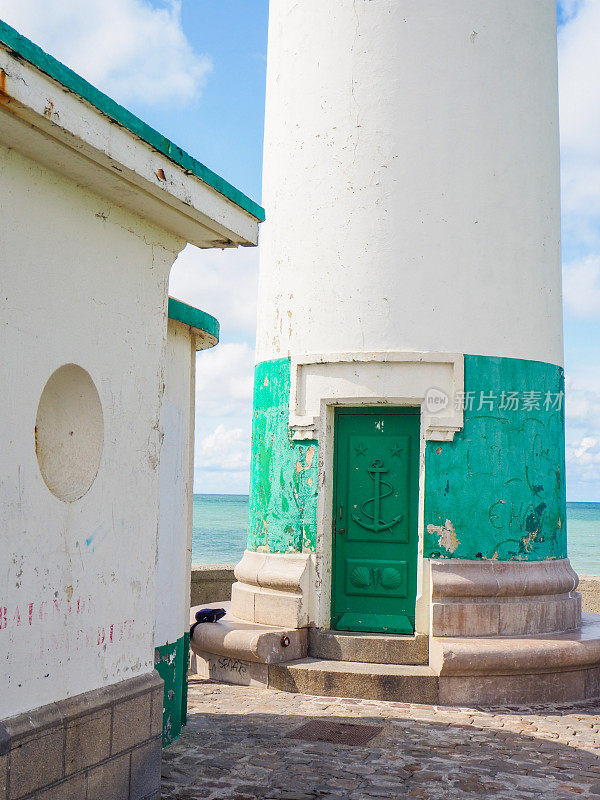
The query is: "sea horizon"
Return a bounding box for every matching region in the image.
[191,493,600,575]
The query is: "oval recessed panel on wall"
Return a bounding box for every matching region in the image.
[35,364,104,502]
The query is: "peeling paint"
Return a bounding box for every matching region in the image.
[424,355,566,561]
[248,358,318,553]
[154,633,187,747]
[427,519,460,554]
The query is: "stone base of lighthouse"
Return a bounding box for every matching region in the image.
[190,555,600,706]
[191,355,600,706]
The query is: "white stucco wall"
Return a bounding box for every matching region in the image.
[257,0,562,366]
[155,319,195,648]
[0,142,184,719]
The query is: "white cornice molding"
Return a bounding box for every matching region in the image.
[289,351,464,442]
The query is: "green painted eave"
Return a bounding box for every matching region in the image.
[168,297,219,344]
[0,18,265,223]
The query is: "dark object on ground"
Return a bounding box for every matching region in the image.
[190,607,226,637]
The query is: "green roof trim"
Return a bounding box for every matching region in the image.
[168,297,219,343]
[0,18,265,222]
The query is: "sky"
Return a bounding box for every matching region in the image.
[1,0,598,501]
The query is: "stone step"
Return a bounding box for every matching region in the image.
[308,628,429,665]
[190,602,308,664]
[269,658,439,703]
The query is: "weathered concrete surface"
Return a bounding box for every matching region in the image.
[308,629,429,665]
[190,566,235,607]
[190,602,307,665]
[580,576,600,615]
[162,679,600,799]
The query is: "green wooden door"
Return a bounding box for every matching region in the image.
[331,407,420,634]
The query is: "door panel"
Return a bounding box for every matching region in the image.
[332,408,420,634]
[345,559,408,597]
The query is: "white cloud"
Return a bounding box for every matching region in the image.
[559,1,600,155]
[558,2,600,500]
[559,0,600,247]
[197,424,250,473]
[566,383,600,425]
[560,0,585,22]
[169,244,260,340]
[192,342,254,492]
[567,436,600,464]
[565,373,600,500]
[563,256,600,318]
[195,342,254,418]
[0,0,211,106]
[566,436,600,498]
[174,244,259,493]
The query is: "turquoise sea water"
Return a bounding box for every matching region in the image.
[567,502,600,575]
[192,494,248,565]
[191,495,600,574]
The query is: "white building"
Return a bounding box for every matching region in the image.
[155,298,219,746]
[0,19,261,800]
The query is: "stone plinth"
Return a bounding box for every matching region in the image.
[430,559,581,637]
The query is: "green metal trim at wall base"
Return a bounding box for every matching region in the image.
[154,634,187,747]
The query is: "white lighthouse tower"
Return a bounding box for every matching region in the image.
[192,0,600,704]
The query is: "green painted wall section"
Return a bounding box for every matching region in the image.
[424,355,567,561]
[248,358,318,553]
[247,355,566,561]
[154,635,187,747]
[168,297,219,343]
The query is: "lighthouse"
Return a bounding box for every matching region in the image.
[191,0,600,704]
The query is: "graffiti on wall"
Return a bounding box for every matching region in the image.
[424,355,567,561]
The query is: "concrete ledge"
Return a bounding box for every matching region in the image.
[234,550,310,593]
[431,613,600,676]
[0,672,162,800]
[269,659,439,703]
[437,666,600,707]
[430,558,581,636]
[190,565,235,607]
[191,613,600,706]
[308,629,429,665]
[189,651,439,703]
[189,602,307,665]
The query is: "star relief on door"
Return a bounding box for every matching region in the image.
[354,442,403,458]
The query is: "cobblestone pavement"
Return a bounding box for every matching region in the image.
[161,678,600,799]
